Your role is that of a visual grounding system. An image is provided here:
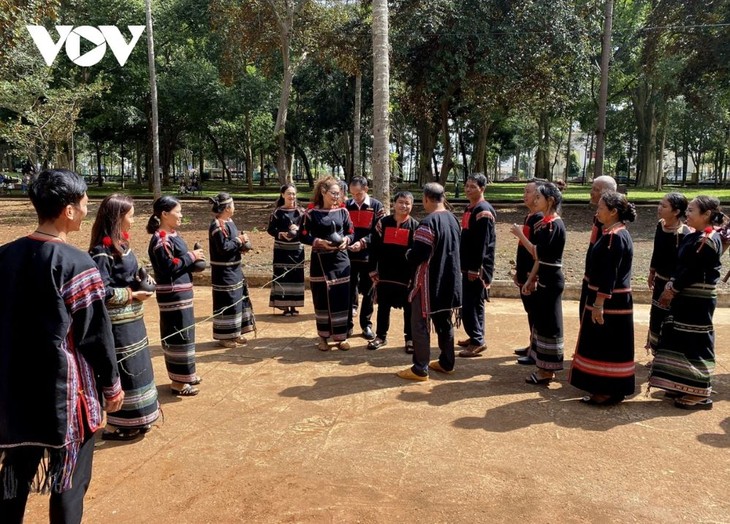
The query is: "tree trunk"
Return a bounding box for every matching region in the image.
[438,98,453,181]
[353,71,362,179]
[564,122,572,181]
[417,118,436,185]
[458,127,469,181]
[135,140,142,184]
[534,112,551,179]
[294,143,313,188]
[473,120,490,174]
[271,6,295,185]
[632,82,659,187]
[145,0,161,198]
[95,140,103,188]
[206,130,232,181]
[371,0,391,204]
[244,113,253,193]
[656,111,667,191]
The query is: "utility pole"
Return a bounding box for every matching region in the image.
[594,0,614,179]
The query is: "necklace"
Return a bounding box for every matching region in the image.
[33,229,62,239]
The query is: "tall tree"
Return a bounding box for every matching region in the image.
[372,0,390,203]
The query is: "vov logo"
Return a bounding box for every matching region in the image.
[26,26,146,67]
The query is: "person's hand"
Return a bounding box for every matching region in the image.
[371,273,379,284]
[241,233,250,243]
[105,390,125,413]
[521,279,535,295]
[278,232,292,241]
[467,272,478,282]
[647,272,655,290]
[509,223,522,238]
[338,238,349,251]
[193,248,205,260]
[348,240,363,252]
[591,306,605,325]
[658,290,674,307]
[132,290,153,301]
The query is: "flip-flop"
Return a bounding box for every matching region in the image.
[525,372,553,385]
[674,397,713,410]
[171,384,199,396]
[101,428,142,441]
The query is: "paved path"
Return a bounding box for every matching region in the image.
[25,289,730,523]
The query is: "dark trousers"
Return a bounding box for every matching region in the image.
[348,262,374,332]
[410,291,455,375]
[375,301,412,342]
[0,436,95,524]
[462,276,487,346]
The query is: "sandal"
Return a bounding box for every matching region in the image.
[317,337,329,351]
[404,340,414,354]
[283,310,292,317]
[171,383,199,396]
[580,394,624,406]
[101,427,142,441]
[290,308,300,316]
[367,337,386,350]
[674,397,713,410]
[190,376,202,385]
[525,372,553,385]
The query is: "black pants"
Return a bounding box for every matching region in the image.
[462,276,487,346]
[375,301,412,342]
[410,291,455,374]
[348,262,374,332]
[0,436,95,524]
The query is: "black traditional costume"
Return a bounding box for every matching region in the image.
[406,210,462,375]
[148,230,200,383]
[300,205,355,342]
[267,206,306,310]
[90,239,160,429]
[527,216,566,371]
[459,199,496,348]
[579,216,604,316]
[649,229,722,397]
[0,235,120,514]
[368,214,419,345]
[345,195,385,334]
[515,211,543,346]
[646,220,691,351]
[208,218,256,341]
[570,225,635,397]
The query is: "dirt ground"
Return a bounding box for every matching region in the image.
[2,197,729,522]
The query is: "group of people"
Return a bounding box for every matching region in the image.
[0,168,725,523]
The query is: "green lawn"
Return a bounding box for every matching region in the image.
[5,175,730,204]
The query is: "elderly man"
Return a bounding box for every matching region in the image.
[579,175,618,316]
[0,169,123,524]
[397,183,462,381]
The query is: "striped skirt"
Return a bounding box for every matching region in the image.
[569,287,635,396]
[211,262,256,340]
[310,249,350,341]
[646,273,671,352]
[649,284,716,397]
[269,240,305,309]
[528,280,564,371]
[157,282,197,383]
[107,299,160,428]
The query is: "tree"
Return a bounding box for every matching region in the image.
[371,0,390,203]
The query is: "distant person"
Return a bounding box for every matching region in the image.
[457,173,497,358]
[513,179,545,365]
[299,176,355,351]
[208,193,256,347]
[345,176,385,340]
[569,191,636,405]
[579,175,617,316]
[645,193,690,354]
[267,184,306,315]
[147,196,205,396]
[649,196,726,410]
[367,191,419,352]
[89,194,160,441]
[0,169,123,523]
[510,182,566,384]
[397,183,462,381]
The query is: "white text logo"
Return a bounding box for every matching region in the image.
[26,25,146,67]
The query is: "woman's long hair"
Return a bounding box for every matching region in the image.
[146,195,180,234]
[89,193,134,256]
[276,183,296,207]
[311,176,339,208]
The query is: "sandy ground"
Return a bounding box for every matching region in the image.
[20,286,730,524]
